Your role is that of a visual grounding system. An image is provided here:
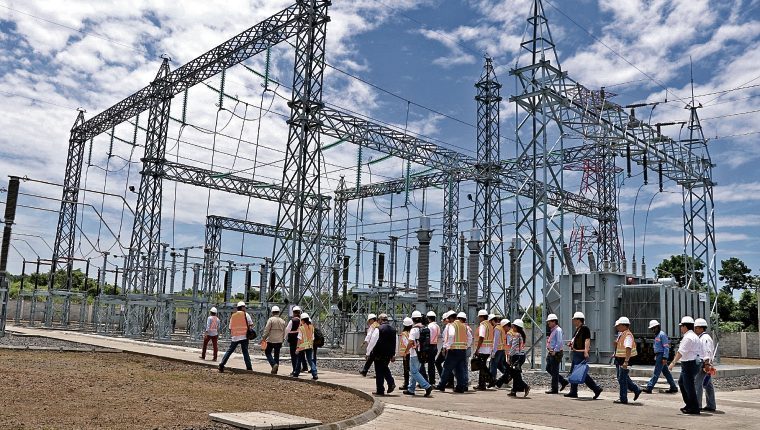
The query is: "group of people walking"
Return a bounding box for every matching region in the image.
[359,309,718,415]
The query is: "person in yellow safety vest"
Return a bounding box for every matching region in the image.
[613,316,641,404]
[488,314,506,388]
[294,313,318,380]
[495,318,513,388]
[435,312,471,393]
[219,301,253,372]
[201,307,220,361]
[360,313,379,377]
[399,317,413,390]
[474,309,494,390]
[434,311,453,383]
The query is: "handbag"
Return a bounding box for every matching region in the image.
[568,360,589,385]
[246,324,257,340]
[470,355,482,371]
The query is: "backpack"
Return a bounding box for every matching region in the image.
[314,328,325,348]
[417,326,431,360]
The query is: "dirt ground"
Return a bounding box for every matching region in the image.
[0,350,371,430]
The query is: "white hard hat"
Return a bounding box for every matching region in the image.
[512,318,524,328]
[478,309,488,317]
[293,306,302,312]
[411,310,423,319]
[648,319,660,329]
[300,312,310,320]
[680,316,695,325]
[616,316,630,325]
[403,317,413,326]
[426,311,436,318]
[488,313,497,321]
[546,313,558,322]
[695,318,708,327]
[500,318,510,326]
[573,311,585,320]
[367,313,377,321]
[378,313,388,320]
[457,312,467,319]
[271,305,280,313]
[237,301,246,307]
[210,307,218,313]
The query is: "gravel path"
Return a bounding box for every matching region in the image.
[0,333,95,349]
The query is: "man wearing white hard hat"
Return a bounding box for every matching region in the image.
[642,319,678,394]
[425,310,440,386]
[360,313,380,377]
[612,317,641,404]
[668,316,701,414]
[219,301,254,372]
[544,313,568,394]
[473,309,494,390]
[565,311,603,399]
[494,318,512,388]
[201,307,220,361]
[366,314,398,395]
[262,305,286,374]
[434,311,453,382]
[435,312,470,392]
[694,318,716,412]
[399,317,414,390]
[487,314,505,388]
[403,311,434,396]
[284,305,304,376]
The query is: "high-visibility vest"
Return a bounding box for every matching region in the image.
[399,331,411,356]
[209,316,219,332]
[230,311,249,337]
[450,320,468,350]
[480,321,494,347]
[494,325,505,351]
[615,330,638,358]
[298,323,315,350]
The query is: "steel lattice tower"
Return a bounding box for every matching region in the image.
[441,176,459,298]
[474,57,506,314]
[271,0,330,306]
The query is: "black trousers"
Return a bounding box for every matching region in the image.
[402,355,410,389]
[362,352,375,373]
[509,354,528,393]
[435,349,446,376]
[426,347,438,385]
[374,357,395,394]
[546,352,567,391]
[476,353,491,388]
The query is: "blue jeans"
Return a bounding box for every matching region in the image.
[490,350,507,381]
[695,360,716,410]
[647,352,677,390]
[568,351,600,395]
[295,348,317,377]
[264,342,282,367]
[408,355,431,393]
[615,358,640,402]
[219,338,252,370]
[546,352,568,391]
[437,349,467,391]
[679,360,700,412]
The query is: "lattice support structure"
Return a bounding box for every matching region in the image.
[441,176,459,298]
[126,58,172,296]
[474,57,506,315]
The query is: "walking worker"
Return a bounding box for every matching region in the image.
[360,313,380,377]
[474,309,494,390]
[507,318,530,397]
[426,310,440,386]
[489,314,506,388]
[495,318,512,388]
[694,318,716,412]
[366,314,397,396]
[262,305,286,374]
[218,301,254,373]
[435,311,452,379]
[642,319,678,394]
[668,316,702,414]
[461,312,474,389]
[545,313,568,394]
[294,313,318,380]
[565,311,603,399]
[284,305,303,376]
[612,317,641,404]
[436,311,470,393]
[403,312,434,396]
[201,307,220,361]
[399,317,413,390]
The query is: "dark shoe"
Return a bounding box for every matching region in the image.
[359,370,368,377]
[564,393,578,398]
[453,388,465,393]
[387,384,396,394]
[200,356,205,360]
[312,376,318,381]
[666,388,679,394]
[680,407,700,415]
[593,388,603,400]
[495,379,504,388]
[560,381,568,392]
[487,382,495,389]
[474,385,487,391]
[613,399,628,404]
[373,392,385,396]
[702,407,716,412]
[425,386,433,397]
[641,387,653,394]
[218,365,224,373]
[545,390,559,394]
[436,385,445,392]
[402,390,415,396]
[272,364,279,374]
[524,386,530,398]
[633,390,641,401]
[507,392,517,397]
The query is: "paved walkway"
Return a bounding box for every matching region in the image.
[10,327,760,430]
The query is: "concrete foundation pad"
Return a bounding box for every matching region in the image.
[209,411,321,429]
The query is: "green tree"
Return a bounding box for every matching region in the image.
[655,255,704,288]
[734,289,758,331]
[718,257,752,294]
[713,290,737,323]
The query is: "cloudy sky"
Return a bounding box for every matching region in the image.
[1,0,758,297]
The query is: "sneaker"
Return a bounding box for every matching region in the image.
[593,388,603,400]
[312,376,318,381]
[424,386,433,397]
[545,390,559,394]
[633,390,641,401]
[272,364,279,374]
[387,384,396,394]
[402,390,415,396]
[701,407,716,412]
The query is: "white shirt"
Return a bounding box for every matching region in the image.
[366,324,397,358]
[409,325,422,358]
[477,323,492,354]
[428,322,440,345]
[622,332,634,348]
[364,324,378,343]
[678,330,702,362]
[698,332,714,362]
[230,313,254,342]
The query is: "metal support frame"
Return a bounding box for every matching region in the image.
[441,176,459,298]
